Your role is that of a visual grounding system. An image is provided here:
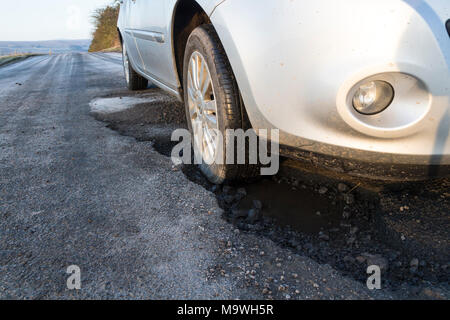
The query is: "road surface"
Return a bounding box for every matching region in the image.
[0,53,447,299]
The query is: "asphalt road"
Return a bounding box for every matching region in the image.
[0,53,447,299]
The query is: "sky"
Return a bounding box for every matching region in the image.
[0,0,115,41]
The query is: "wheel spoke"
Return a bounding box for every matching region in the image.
[203,101,216,113]
[196,56,202,89]
[190,61,198,90]
[193,118,203,140]
[194,55,201,90]
[204,114,217,129]
[203,126,216,158]
[189,106,197,119]
[199,61,207,94]
[187,86,196,104]
[187,51,219,163]
[201,68,211,97]
[188,69,195,92]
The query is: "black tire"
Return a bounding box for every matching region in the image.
[122,42,148,91]
[183,24,259,184]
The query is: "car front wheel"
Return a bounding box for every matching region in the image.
[183,24,258,184]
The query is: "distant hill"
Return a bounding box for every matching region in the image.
[0,40,91,55]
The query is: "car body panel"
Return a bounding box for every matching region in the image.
[210,0,450,165]
[118,0,225,98]
[118,0,140,74]
[118,0,450,170]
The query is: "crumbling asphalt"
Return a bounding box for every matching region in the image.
[0,53,448,300]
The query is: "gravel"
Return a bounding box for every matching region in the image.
[0,53,448,300]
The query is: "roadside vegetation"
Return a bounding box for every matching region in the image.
[0,53,41,67]
[89,3,121,52]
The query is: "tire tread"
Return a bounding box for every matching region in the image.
[184,25,260,183]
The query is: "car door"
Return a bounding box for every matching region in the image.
[120,0,144,74]
[128,0,179,91]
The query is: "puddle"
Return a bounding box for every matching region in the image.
[89,90,185,125]
[234,179,342,234]
[90,96,159,114]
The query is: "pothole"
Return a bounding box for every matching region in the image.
[89,90,450,294]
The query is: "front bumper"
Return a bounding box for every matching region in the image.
[279,143,450,181]
[212,0,450,172]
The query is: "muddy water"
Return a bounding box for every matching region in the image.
[237,179,342,233]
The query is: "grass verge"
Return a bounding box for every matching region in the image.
[99,46,122,53]
[0,54,43,67]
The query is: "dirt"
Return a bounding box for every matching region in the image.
[91,87,449,298]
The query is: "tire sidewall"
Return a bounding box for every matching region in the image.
[122,44,131,89]
[183,27,236,184]
[122,41,148,91]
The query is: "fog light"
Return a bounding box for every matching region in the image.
[352,80,394,115]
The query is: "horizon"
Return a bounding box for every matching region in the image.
[0,0,114,42]
[0,39,92,43]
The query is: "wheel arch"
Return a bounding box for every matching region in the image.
[170,0,251,127]
[171,0,212,92]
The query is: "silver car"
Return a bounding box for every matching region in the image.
[117,0,450,183]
